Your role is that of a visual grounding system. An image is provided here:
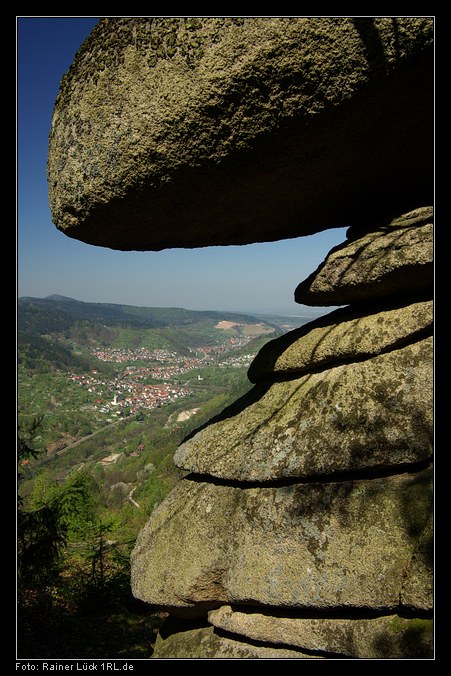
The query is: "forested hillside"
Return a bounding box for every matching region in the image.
[19,295,266,333]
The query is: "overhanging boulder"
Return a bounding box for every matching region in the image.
[47,17,433,251]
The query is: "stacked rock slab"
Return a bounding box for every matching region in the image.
[46,17,434,659]
[131,207,433,658]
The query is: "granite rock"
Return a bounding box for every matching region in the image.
[295,215,433,306]
[208,606,433,659]
[248,298,432,382]
[152,620,321,659]
[131,467,432,616]
[175,338,432,481]
[48,18,433,250]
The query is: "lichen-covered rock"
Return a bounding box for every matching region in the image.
[152,621,320,659]
[208,606,433,659]
[48,18,433,250]
[248,299,432,382]
[131,467,432,615]
[175,338,432,481]
[295,214,433,306]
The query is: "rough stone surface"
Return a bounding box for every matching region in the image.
[175,338,432,481]
[131,467,432,615]
[346,205,433,240]
[294,216,433,306]
[208,606,433,659]
[400,514,433,610]
[152,621,320,659]
[248,298,432,382]
[48,17,433,251]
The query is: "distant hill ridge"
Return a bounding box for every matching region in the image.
[18,295,281,374]
[44,294,79,302]
[18,295,266,334]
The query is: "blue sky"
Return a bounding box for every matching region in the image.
[17,17,348,316]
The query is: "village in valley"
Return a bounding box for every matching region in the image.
[18,298,282,461]
[67,327,267,417]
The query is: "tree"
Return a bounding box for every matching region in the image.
[17,417,43,506]
[18,470,96,589]
[18,417,99,588]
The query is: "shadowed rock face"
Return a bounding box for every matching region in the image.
[47,17,433,251]
[294,208,433,306]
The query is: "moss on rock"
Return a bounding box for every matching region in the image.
[152,620,320,658]
[248,298,432,382]
[175,337,432,481]
[131,467,432,614]
[208,606,433,658]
